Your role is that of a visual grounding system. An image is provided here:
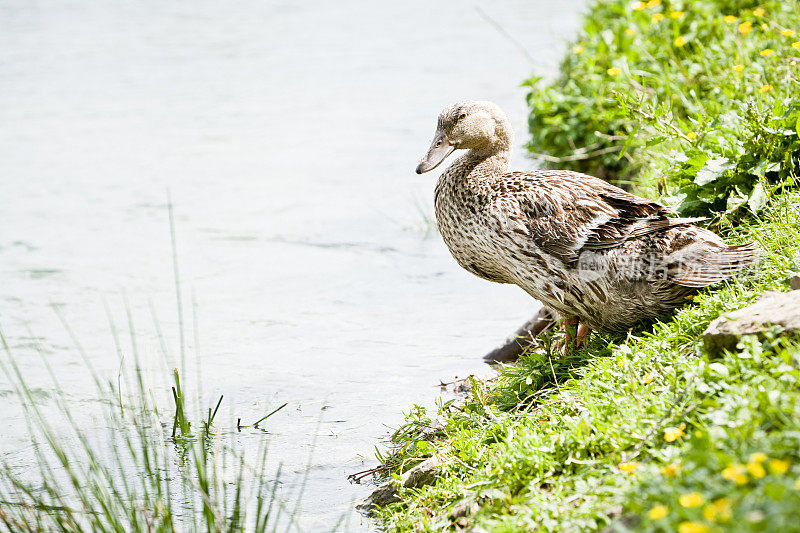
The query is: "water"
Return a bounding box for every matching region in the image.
[0,0,585,529]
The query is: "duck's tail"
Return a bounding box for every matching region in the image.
[669,242,757,288]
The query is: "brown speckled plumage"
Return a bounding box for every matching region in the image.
[417,101,755,333]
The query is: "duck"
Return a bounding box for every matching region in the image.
[416,101,755,354]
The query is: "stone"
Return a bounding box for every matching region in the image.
[703,290,800,355]
[791,272,800,291]
[357,456,444,515]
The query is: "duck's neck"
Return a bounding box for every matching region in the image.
[458,119,514,178]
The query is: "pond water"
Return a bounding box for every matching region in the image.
[0,0,585,529]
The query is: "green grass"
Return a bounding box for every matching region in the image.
[0,318,294,532]
[371,0,800,530]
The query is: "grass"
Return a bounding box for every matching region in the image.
[0,320,290,532]
[370,0,800,531]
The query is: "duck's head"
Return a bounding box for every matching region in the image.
[416,101,512,174]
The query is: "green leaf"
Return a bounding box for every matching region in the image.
[748,182,767,212]
[694,157,731,186]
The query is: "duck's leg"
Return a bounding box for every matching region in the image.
[562,315,579,357]
[576,323,592,348]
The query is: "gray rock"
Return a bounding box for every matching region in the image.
[356,481,400,515]
[357,456,445,515]
[400,455,444,488]
[703,290,800,355]
[791,272,800,290]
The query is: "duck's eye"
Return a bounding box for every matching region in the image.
[459,113,467,120]
[435,140,443,147]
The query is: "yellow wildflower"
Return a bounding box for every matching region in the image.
[646,0,662,7]
[674,36,687,47]
[625,28,636,36]
[747,461,766,478]
[652,13,665,22]
[760,48,773,56]
[704,498,733,523]
[749,452,768,463]
[661,464,680,478]
[632,1,645,10]
[761,23,769,31]
[793,41,800,49]
[724,15,738,23]
[769,458,790,474]
[734,64,745,72]
[607,67,622,75]
[760,84,773,93]
[618,357,626,367]
[678,523,709,533]
[687,132,698,140]
[753,7,765,17]
[679,492,705,508]
[618,461,638,473]
[643,373,653,384]
[739,21,753,34]
[782,30,795,37]
[664,424,686,442]
[671,11,685,19]
[722,463,749,485]
[648,504,669,520]
[573,45,584,53]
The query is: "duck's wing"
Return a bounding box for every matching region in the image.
[495,171,703,264]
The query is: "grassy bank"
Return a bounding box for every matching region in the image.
[373,1,800,531]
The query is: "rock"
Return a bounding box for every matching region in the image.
[400,455,444,488]
[703,290,800,355]
[791,272,800,290]
[357,456,445,516]
[356,481,400,515]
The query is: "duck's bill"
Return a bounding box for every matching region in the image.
[415,134,455,174]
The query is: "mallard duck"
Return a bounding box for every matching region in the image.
[416,101,755,352]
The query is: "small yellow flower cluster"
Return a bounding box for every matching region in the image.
[648,504,668,520]
[632,1,645,10]
[703,497,732,523]
[769,458,790,474]
[722,463,748,485]
[793,41,800,49]
[760,84,773,93]
[671,11,685,19]
[660,463,680,477]
[664,423,686,442]
[739,21,753,34]
[642,373,653,384]
[625,28,636,36]
[652,13,664,22]
[734,64,745,72]
[675,36,687,47]
[618,461,638,473]
[679,492,704,508]
[678,522,708,533]
[724,15,737,23]
[646,0,661,7]
[753,7,765,17]
[781,29,795,37]
[760,48,774,56]
[687,132,697,140]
